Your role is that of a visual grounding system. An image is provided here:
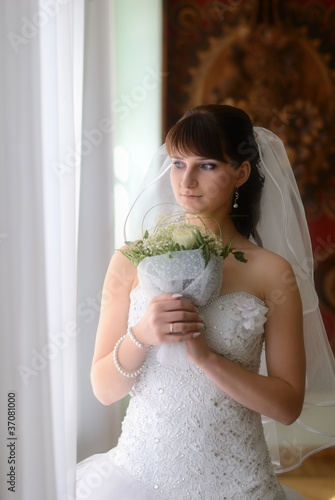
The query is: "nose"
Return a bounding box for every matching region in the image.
[180,166,198,188]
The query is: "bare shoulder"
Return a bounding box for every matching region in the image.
[222,238,296,301]
[245,242,299,302]
[248,243,294,275]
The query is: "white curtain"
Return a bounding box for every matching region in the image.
[0,0,162,496]
[77,0,121,462]
[76,0,164,463]
[0,1,84,499]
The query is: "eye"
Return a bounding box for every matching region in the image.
[172,161,185,169]
[200,162,217,170]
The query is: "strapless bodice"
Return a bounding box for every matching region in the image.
[111,288,286,499]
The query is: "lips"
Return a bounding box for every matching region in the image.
[182,193,202,198]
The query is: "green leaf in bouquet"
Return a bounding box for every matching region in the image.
[232,250,248,263]
[194,228,204,247]
[168,242,176,253]
[221,241,232,259]
[203,245,210,267]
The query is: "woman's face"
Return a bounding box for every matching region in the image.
[169,152,249,218]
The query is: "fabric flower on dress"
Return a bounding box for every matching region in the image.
[233,297,262,330]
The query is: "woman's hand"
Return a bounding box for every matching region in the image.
[132,293,205,347]
[186,329,212,366]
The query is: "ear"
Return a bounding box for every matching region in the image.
[236,161,251,188]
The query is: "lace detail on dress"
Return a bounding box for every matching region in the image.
[200,292,268,375]
[113,288,285,499]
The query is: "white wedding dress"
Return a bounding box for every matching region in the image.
[76,288,306,499]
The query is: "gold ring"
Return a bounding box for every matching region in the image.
[170,322,174,334]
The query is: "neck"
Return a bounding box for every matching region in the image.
[185,214,238,244]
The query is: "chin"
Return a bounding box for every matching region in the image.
[179,200,204,213]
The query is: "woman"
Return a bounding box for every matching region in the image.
[77,105,335,499]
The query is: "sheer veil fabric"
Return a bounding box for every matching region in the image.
[124,127,335,472]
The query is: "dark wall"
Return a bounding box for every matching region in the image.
[163,0,335,351]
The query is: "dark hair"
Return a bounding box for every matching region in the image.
[165,104,264,241]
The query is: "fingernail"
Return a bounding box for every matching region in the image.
[172,293,183,298]
[197,323,205,329]
[192,332,201,339]
[198,315,205,321]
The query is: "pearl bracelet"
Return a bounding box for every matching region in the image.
[113,334,145,378]
[127,326,150,350]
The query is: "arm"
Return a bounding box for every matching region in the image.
[91,250,204,406]
[186,256,306,425]
[90,250,141,404]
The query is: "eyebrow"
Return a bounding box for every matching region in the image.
[171,156,218,161]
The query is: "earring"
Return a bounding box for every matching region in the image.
[233,188,239,209]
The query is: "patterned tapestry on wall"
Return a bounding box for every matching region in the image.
[163,0,335,352]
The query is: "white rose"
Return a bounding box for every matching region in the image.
[172,226,197,248]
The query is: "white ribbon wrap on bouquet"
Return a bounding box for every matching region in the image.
[137,249,223,307]
[137,249,224,366]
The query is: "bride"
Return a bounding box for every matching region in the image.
[76,105,335,499]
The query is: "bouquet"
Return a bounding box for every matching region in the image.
[120,216,246,307]
[120,216,247,365]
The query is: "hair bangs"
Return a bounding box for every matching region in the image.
[166,114,227,161]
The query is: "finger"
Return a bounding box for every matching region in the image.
[151,294,196,309]
[165,330,202,343]
[162,299,197,314]
[168,321,205,335]
[167,310,204,324]
[150,293,184,303]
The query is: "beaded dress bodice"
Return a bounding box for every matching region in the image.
[112,287,286,499]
